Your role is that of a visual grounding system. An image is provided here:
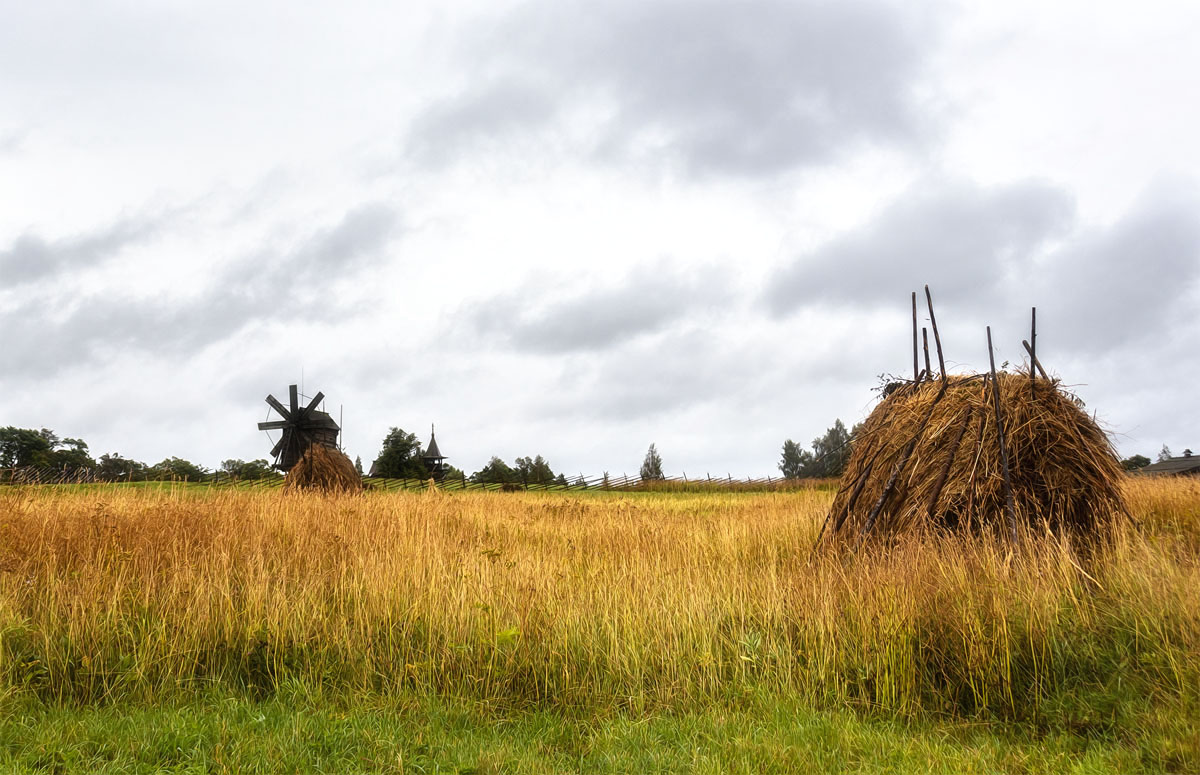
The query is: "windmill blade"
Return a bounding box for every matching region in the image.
[271,434,288,458]
[265,394,292,421]
[258,420,290,431]
[289,384,299,416]
[304,391,325,414]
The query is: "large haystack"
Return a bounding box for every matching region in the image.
[821,372,1125,546]
[284,444,362,493]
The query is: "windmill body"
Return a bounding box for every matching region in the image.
[258,384,341,472]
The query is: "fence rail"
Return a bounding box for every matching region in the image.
[1,466,831,492]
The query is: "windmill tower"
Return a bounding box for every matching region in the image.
[257,384,341,472]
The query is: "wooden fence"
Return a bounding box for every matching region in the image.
[0,466,828,492]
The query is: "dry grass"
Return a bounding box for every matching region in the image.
[0,478,1196,731]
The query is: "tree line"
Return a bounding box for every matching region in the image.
[370,428,669,485]
[0,426,278,482]
[778,420,860,479]
[9,420,1174,487]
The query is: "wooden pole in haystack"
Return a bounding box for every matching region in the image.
[1022,340,1048,379]
[912,291,919,382]
[1029,307,1037,396]
[922,327,932,381]
[925,285,946,382]
[987,326,1019,543]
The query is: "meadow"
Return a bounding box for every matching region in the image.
[0,478,1197,772]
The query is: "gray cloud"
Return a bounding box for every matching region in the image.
[466,262,731,354]
[764,177,1200,371]
[0,128,24,154]
[1037,185,1200,353]
[550,330,751,419]
[289,203,398,277]
[0,202,401,378]
[0,215,166,286]
[408,0,939,176]
[766,179,1077,315]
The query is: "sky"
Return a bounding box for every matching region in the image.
[2,0,1198,477]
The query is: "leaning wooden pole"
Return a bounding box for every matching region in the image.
[987,326,1019,543]
[912,291,919,382]
[922,327,932,381]
[1021,340,1048,379]
[924,285,947,381]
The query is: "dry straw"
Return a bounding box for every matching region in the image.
[284,443,362,493]
[821,372,1126,546]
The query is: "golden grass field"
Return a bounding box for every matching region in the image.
[0,477,1197,759]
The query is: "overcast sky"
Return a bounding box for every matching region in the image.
[2,0,1198,476]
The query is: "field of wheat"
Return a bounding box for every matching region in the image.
[1,478,1198,763]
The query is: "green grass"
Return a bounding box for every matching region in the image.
[0,686,1182,774]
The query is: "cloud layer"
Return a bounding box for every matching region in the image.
[2,0,1197,474]
[409,0,938,176]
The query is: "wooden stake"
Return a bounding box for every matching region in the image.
[1029,307,1037,396]
[925,285,947,381]
[1021,340,1048,379]
[912,291,919,382]
[922,327,932,381]
[987,327,1019,543]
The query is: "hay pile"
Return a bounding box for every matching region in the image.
[284,443,362,493]
[821,372,1125,546]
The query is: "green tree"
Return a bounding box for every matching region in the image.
[219,459,276,480]
[1121,454,1151,471]
[514,455,555,485]
[49,437,94,469]
[372,428,429,479]
[779,439,808,478]
[1158,445,1173,463]
[148,457,210,481]
[0,427,94,469]
[0,427,52,467]
[639,443,665,481]
[96,453,148,482]
[354,456,364,476]
[811,420,853,478]
[472,456,517,485]
[780,419,858,479]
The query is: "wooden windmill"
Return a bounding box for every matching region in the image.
[257,384,341,472]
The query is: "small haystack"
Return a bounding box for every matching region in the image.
[284,444,362,493]
[820,288,1126,548]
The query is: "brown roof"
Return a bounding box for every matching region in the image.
[1140,455,1200,475]
[424,427,445,460]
